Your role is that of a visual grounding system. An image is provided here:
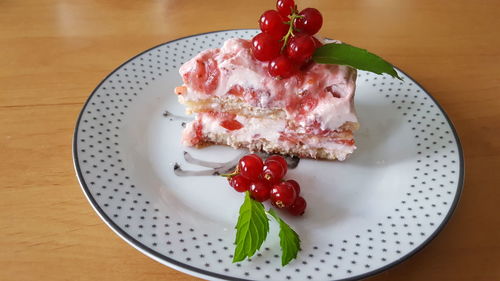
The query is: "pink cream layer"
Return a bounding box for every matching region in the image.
[177,38,358,131]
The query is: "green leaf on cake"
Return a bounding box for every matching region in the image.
[313,43,402,80]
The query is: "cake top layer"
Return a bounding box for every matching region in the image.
[178,38,358,130]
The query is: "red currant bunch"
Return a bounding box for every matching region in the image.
[225,153,307,216]
[250,0,323,79]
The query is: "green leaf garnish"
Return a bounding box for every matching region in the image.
[268,209,301,266]
[232,193,302,266]
[312,43,402,80]
[232,191,269,263]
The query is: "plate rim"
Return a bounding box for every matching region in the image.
[72,29,464,281]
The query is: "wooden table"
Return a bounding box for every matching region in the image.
[1,0,499,280]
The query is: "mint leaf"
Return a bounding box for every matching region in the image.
[233,192,269,263]
[312,43,402,80]
[268,209,301,266]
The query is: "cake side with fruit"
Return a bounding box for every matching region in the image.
[175,3,360,160]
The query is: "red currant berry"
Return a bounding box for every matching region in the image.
[276,0,295,17]
[286,179,300,195]
[251,33,281,62]
[287,34,316,63]
[294,8,323,35]
[229,175,252,192]
[266,155,288,175]
[288,196,307,216]
[268,55,297,78]
[238,154,263,180]
[312,36,323,48]
[262,160,285,184]
[270,181,297,208]
[250,181,271,202]
[259,10,289,40]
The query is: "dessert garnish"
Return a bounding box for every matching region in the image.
[222,153,304,266]
[252,0,402,79]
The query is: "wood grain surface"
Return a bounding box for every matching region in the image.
[1,0,499,280]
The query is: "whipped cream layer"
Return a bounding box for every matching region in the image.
[178,38,358,131]
[182,112,356,161]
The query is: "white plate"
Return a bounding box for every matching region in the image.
[73,29,463,281]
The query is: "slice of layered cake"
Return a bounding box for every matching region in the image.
[174,38,359,160]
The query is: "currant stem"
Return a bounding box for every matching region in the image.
[281,10,303,52]
[220,167,239,178]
